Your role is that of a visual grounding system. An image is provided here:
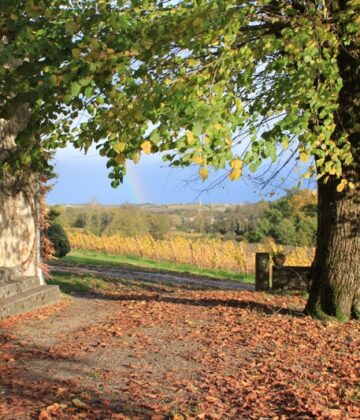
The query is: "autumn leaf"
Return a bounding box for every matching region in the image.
[114,142,126,153]
[191,155,204,165]
[230,159,243,169]
[299,152,309,163]
[198,167,209,180]
[115,153,125,164]
[337,180,347,192]
[186,131,195,145]
[141,140,152,154]
[72,398,89,408]
[228,168,242,181]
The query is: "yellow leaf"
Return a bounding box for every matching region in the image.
[198,167,209,181]
[336,179,347,192]
[186,131,195,145]
[337,183,345,192]
[141,140,152,154]
[348,182,355,189]
[230,159,243,169]
[114,142,126,153]
[191,156,204,165]
[317,133,326,141]
[228,168,242,181]
[299,152,309,163]
[225,137,232,147]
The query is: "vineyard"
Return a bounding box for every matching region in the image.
[67,231,315,274]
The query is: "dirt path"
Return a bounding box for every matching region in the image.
[49,261,254,291]
[0,276,359,419]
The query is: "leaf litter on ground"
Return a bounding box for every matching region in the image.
[0,276,359,419]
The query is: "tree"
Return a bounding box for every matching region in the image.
[44,208,71,258]
[1,1,359,319]
[147,213,171,239]
[45,223,71,258]
[248,189,317,246]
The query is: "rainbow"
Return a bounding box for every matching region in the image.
[123,165,149,203]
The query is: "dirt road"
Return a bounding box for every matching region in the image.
[49,261,254,291]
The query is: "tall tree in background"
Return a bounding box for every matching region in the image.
[1,0,359,319]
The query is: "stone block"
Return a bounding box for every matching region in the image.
[272,266,311,291]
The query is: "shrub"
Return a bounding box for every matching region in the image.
[45,223,71,258]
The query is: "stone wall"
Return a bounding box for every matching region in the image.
[0,108,39,279]
[0,188,38,277]
[255,253,311,292]
[272,266,311,291]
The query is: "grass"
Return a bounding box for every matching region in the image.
[58,249,254,284]
[47,271,108,295]
[48,269,201,296]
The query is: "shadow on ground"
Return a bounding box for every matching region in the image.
[48,272,305,318]
[0,335,152,418]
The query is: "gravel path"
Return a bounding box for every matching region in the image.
[49,261,254,291]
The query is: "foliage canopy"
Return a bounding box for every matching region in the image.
[1,1,359,189]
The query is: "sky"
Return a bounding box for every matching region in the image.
[47,145,309,205]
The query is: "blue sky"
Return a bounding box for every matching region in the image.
[47,145,308,205]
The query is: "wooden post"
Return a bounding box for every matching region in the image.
[79,234,85,249]
[135,236,143,257]
[149,235,160,261]
[212,241,220,269]
[255,253,270,291]
[102,236,107,252]
[169,239,177,263]
[189,240,199,268]
[124,236,131,255]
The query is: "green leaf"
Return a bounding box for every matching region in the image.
[85,86,93,98]
[150,130,160,144]
[65,22,79,35]
[192,122,203,137]
[71,82,81,97]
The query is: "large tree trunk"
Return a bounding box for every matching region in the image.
[305,6,360,320]
[305,166,360,320]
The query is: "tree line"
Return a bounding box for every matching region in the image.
[50,189,317,247]
[52,204,171,239]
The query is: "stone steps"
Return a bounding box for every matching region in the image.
[0,276,39,300]
[0,267,60,320]
[0,285,60,320]
[0,266,19,282]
